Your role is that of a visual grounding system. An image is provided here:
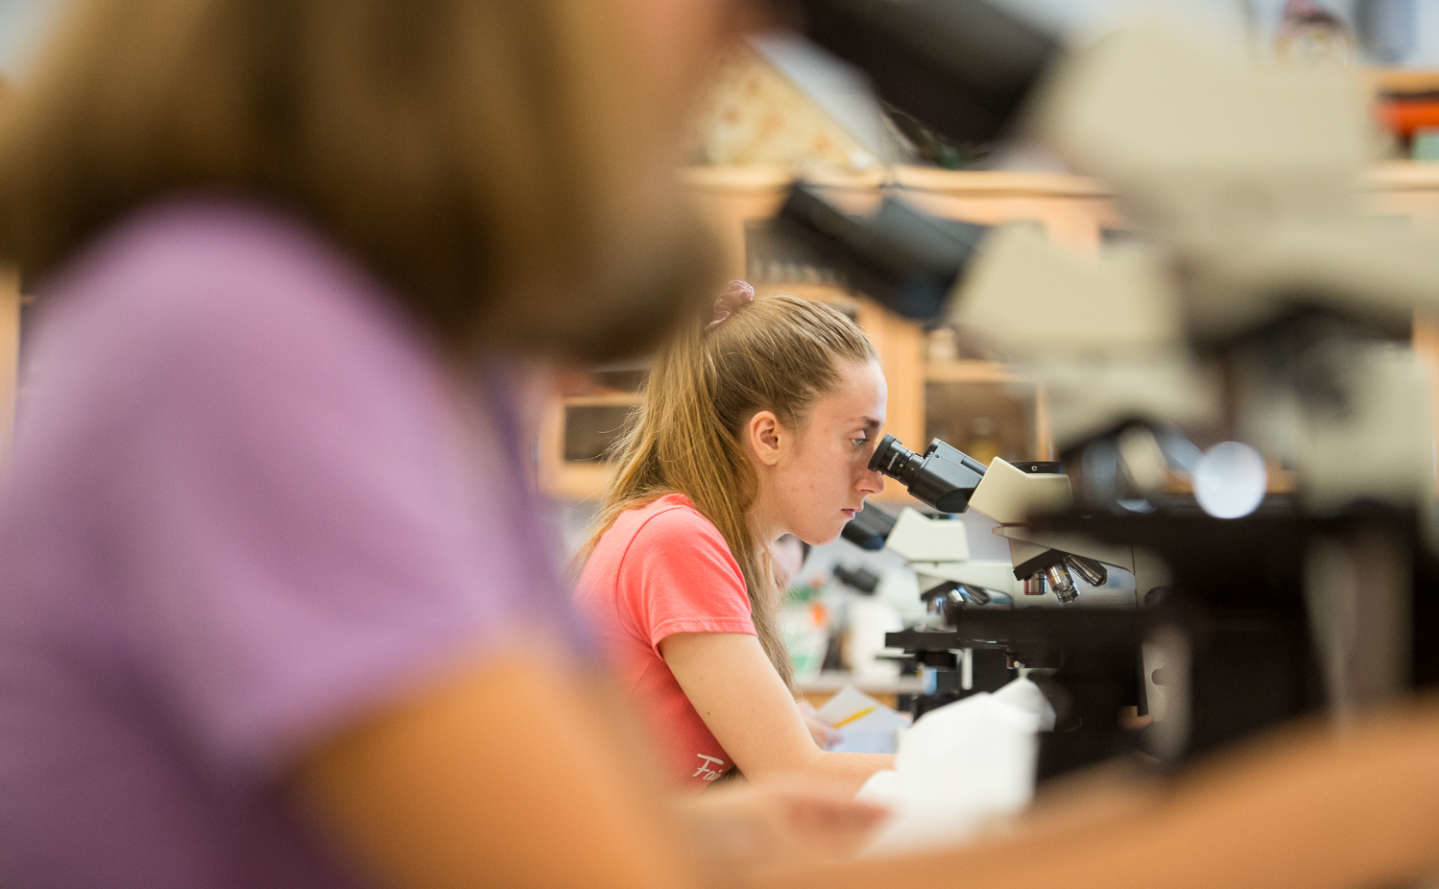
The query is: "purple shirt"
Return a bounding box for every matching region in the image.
[0,199,585,888]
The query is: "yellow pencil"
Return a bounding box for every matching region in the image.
[832,705,877,729]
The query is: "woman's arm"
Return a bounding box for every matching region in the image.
[660,631,893,795]
[290,635,1439,889]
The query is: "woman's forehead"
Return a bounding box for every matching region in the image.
[814,360,886,423]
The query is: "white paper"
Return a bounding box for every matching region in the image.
[815,686,909,754]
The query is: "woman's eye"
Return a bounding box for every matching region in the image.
[852,436,868,448]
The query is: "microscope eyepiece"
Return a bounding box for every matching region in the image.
[867,434,988,513]
[869,434,924,482]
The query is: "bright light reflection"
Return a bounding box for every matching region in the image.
[1193,441,1267,519]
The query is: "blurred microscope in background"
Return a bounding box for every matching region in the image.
[780,0,1439,781]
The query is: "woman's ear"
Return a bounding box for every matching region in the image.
[745,410,785,467]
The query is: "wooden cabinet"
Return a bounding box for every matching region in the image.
[537,164,1439,503]
[536,366,648,503]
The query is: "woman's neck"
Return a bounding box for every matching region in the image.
[744,493,786,548]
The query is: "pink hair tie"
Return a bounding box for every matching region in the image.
[706,280,756,330]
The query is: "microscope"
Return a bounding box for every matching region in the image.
[861,432,1171,777]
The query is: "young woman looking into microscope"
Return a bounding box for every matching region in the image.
[574,282,894,794]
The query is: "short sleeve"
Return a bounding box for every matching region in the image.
[616,507,757,652]
[52,209,577,782]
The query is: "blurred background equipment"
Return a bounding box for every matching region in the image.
[796,18,1439,780]
[760,0,1059,316]
[766,185,988,320]
[774,0,1061,147]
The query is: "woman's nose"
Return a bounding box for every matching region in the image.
[857,467,884,496]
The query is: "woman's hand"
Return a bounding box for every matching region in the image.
[797,700,842,750]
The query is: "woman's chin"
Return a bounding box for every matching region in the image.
[806,523,847,547]
[783,514,850,548]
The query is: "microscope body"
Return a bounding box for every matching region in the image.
[870,437,1175,779]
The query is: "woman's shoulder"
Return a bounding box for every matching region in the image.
[614,493,724,547]
[586,494,748,612]
[585,493,736,577]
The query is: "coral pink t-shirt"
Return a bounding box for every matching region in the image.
[575,493,757,787]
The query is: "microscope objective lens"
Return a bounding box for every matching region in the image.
[1046,564,1079,603]
[1065,555,1108,588]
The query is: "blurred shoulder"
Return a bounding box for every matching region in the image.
[26,197,444,410]
[40,197,420,366]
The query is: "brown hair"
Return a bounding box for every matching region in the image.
[583,294,876,688]
[0,0,717,360]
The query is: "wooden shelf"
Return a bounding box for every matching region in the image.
[681,162,1439,199]
[1366,160,1439,190]
[924,360,1033,385]
[679,165,885,192]
[891,166,1110,198]
[680,164,1114,198]
[541,461,619,504]
[1369,68,1439,95]
[559,392,642,408]
[1164,466,1297,496]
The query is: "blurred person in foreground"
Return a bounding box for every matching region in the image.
[0,2,1438,889]
[0,2,877,886]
